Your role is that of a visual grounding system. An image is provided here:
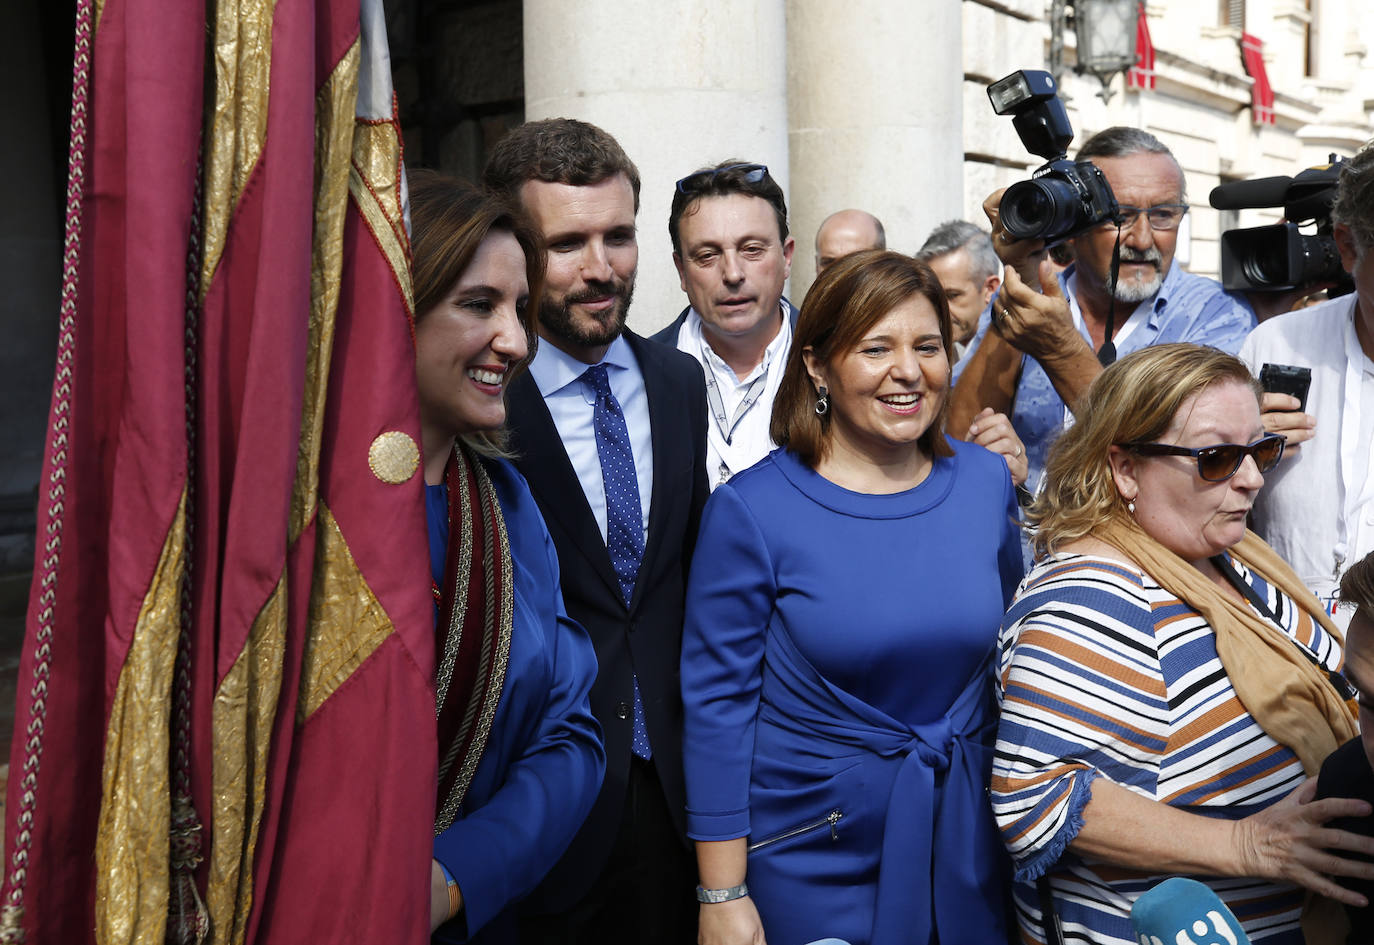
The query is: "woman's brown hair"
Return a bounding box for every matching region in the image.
[770,249,954,467]
[407,169,545,455]
[1026,342,1260,558]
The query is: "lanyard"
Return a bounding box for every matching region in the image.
[700,336,771,447]
[1061,272,1145,430]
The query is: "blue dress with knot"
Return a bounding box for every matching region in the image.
[681,442,1023,945]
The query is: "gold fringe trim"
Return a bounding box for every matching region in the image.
[94,490,188,945]
[205,577,287,945]
[297,503,396,723]
[199,0,276,301]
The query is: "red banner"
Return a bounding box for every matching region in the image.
[1242,33,1277,125]
[3,0,435,941]
[1127,1,1157,91]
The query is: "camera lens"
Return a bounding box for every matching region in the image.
[1001,178,1082,241]
[1242,240,1290,287]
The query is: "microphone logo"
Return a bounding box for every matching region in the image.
[1137,909,1239,945]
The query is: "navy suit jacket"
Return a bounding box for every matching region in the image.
[506,329,709,912]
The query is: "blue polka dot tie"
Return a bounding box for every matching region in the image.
[583,364,652,760]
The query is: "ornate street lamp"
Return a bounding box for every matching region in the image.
[1049,0,1142,103]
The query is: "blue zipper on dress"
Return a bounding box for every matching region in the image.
[747,809,843,853]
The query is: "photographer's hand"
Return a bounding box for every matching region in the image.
[994,266,1102,413]
[984,188,1048,286]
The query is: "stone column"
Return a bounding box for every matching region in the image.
[523,0,790,333]
[786,0,964,302]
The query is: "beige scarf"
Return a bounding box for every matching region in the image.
[1095,521,1356,775]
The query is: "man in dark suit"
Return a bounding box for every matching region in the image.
[649,160,798,490]
[484,118,708,945]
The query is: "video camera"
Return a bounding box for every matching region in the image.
[987,69,1120,243]
[1208,157,1350,294]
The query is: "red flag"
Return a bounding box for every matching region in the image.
[3,0,435,941]
[1241,33,1277,126]
[1127,2,1156,92]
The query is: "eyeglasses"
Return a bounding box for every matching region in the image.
[1107,204,1190,231]
[675,163,769,195]
[1124,433,1285,481]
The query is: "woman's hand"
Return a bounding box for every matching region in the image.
[966,408,1028,486]
[1233,778,1374,906]
[430,859,462,933]
[698,896,767,945]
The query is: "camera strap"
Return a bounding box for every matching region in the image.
[1097,233,1124,366]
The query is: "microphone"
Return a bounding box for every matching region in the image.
[1130,877,1251,945]
[1208,176,1293,211]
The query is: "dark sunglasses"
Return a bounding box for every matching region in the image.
[675,163,769,195]
[1124,432,1285,482]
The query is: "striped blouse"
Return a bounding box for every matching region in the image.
[992,553,1342,945]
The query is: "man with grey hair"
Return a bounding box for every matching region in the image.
[917,220,1002,358]
[950,126,1255,491]
[1240,143,1374,622]
[814,208,886,273]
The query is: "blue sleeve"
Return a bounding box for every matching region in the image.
[1179,288,1256,355]
[997,468,1026,608]
[681,484,777,841]
[433,482,605,937]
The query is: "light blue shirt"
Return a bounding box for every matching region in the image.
[955,261,1256,490]
[528,334,654,543]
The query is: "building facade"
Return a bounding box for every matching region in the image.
[3,0,1370,643]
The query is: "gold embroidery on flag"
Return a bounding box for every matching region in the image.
[199,0,276,300]
[291,40,361,540]
[206,576,287,945]
[95,491,187,945]
[297,503,397,723]
[350,121,413,314]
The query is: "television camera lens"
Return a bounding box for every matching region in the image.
[1241,241,1289,287]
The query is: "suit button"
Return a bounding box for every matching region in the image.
[615,702,631,720]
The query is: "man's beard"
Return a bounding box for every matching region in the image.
[540,278,635,350]
[1107,246,1164,303]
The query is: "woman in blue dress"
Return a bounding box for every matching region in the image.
[408,171,605,943]
[682,250,1024,945]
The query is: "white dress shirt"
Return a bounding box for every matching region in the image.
[527,334,653,543]
[675,305,792,489]
[1241,293,1374,626]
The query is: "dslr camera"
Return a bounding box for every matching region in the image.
[988,69,1120,243]
[1208,157,1350,294]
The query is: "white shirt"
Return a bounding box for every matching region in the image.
[1240,293,1374,626]
[675,305,792,489]
[527,334,653,543]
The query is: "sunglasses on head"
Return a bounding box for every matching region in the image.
[675,163,769,195]
[1123,433,1286,482]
